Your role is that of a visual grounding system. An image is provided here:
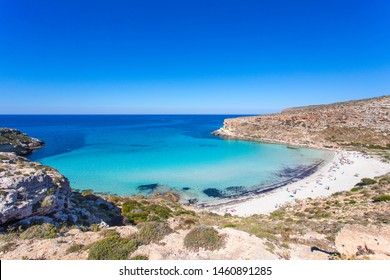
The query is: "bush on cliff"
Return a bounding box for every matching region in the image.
[358,178,377,186]
[87,236,138,260]
[121,200,172,224]
[183,226,224,251]
[373,195,390,202]
[20,223,58,240]
[136,222,173,245]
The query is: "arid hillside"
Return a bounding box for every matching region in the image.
[214,95,390,149]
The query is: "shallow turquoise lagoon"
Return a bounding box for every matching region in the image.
[0,115,332,203]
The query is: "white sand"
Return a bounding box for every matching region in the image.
[210,151,390,217]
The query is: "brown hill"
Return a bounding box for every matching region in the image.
[214,95,390,149]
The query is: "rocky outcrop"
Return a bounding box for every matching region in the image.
[0,128,44,155]
[0,153,71,225]
[214,95,390,149]
[0,152,121,227]
[335,224,390,259]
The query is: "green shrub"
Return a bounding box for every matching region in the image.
[136,222,173,245]
[20,223,58,240]
[360,178,377,186]
[66,243,84,254]
[81,189,94,196]
[87,237,138,260]
[331,192,342,197]
[175,209,196,216]
[148,204,172,220]
[89,224,100,232]
[121,200,172,224]
[270,208,285,219]
[265,241,275,253]
[100,229,120,238]
[222,223,236,228]
[373,195,390,202]
[351,186,363,192]
[183,226,224,251]
[122,200,149,224]
[130,255,149,260]
[0,242,17,253]
[379,177,390,183]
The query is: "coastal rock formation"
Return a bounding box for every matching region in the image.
[0,152,121,227]
[0,129,121,227]
[0,153,71,225]
[214,95,390,149]
[335,224,390,260]
[0,128,44,155]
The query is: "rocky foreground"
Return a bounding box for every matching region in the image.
[1,173,389,260]
[214,95,390,149]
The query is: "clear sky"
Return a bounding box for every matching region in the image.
[0,0,389,114]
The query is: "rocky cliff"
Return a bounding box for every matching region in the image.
[0,152,121,227]
[0,128,44,155]
[214,95,390,149]
[0,129,121,228]
[0,153,71,225]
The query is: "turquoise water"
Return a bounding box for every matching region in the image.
[0,115,332,203]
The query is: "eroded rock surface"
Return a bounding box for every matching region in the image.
[0,153,71,225]
[0,128,44,155]
[335,224,390,259]
[0,152,120,227]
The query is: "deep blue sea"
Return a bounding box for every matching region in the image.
[0,115,332,203]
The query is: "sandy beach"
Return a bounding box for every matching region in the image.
[207,150,390,216]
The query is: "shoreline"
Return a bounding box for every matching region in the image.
[196,159,328,207]
[201,150,390,216]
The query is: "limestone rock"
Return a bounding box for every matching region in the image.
[0,128,44,156]
[0,153,71,225]
[335,224,390,259]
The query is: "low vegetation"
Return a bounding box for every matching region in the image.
[1,174,388,260]
[121,199,172,224]
[87,236,138,260]
[359,178,377,186]
[66,243,84,254]
[184,226,224,251]
[20,223,58,240]
[136,222,173,245]
[373,195,390,202]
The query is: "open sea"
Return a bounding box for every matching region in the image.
[0,115,332,203]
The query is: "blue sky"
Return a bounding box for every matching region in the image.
[0,0,389,114]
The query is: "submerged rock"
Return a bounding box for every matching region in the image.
[225,186,244,194]
[137,183,160,193]
[203,188,225,198]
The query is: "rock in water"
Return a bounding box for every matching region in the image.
[203,188,225,198]
[0,128,44,155]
